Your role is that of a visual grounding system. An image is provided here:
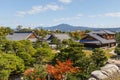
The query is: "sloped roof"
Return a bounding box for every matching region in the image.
[6,32,36,41]
[44,35,51,40]
[90,30,115,34]
[45,33,71,41]
[53,33,71,41]
[80,33,116,44]
[88,33,116,44]
[88,33,107,44]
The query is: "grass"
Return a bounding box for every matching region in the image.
[52,50,60,54]
[104,47,115,54]
[83,47,116,58]
[52,47,116,59]
[82,50,92,56]
[103,47,116,58]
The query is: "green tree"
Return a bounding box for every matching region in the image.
[17,52,34,69]
[16,25,23,31]
[2,40,36,55]
[34,29,49,38]
[2,40,14,53]
[18,40,36,55]
[115,44,120,55]
[91,48,108,67]
[115,32,120,44]
[51,37,61,49]
[24,64,47,80]
[33,39,50,49]
[52,42,84,65]
[0,27,14,36]
[13,40,35,68]
[52,42,104,80]
[33,48,54,64]
[85,30,91,33]
[2,40,35,69]
[0,53,24,80]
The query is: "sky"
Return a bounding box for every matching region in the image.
[1,0,120,28]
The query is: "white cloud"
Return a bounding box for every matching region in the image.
[88,12,120,18]
[104,12,120,17]
[54,14,83,22]
[59,0,72,4]
[23,23,44,28]
[88,15,97,18]
[16,11,27,17]
[44,4,63,11]
[90,24,120,28]
[27,6,42,15]
[90,24,106,28]
[16,4,63,17]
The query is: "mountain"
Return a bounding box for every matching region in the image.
[36,24,120,32]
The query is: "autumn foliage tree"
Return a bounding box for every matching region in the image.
[24,65,47,80]
[47,60,79,80]
[69,31,85,40]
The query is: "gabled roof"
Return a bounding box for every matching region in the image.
[88,33,116,44]
[53,33,70,41]
[45,33,71,41]
[44,35,51,40]
[7,32,37,41]
[80,30,116,44]
[89,30,115,34]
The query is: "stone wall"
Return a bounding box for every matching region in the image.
[88,59,120,80]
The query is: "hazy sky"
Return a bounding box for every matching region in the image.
[1,0,120,28]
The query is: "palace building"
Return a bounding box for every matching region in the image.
[80,30,116,48]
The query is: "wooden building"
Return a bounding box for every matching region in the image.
[45,33,71,48]
[7,31,38,42]
[80,30,116,48]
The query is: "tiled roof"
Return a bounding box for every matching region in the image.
[6,32,36,41]
[90,30,115,34]
[88,33,107,44]
[45,33,71,41]
[53,33,71,41]
[44,35,51,40]
[80,30,116,44]
[88,33,116,44]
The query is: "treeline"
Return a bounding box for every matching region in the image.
[2,25,90,40]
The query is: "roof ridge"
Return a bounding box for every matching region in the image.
[89,33,107,44]
[103,30,109,34]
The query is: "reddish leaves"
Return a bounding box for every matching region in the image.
[24,60,79,80]
[24,68,45,80]
[47,60,79,80]
[24,68,35,76]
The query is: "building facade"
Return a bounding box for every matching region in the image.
[80,30,116,48]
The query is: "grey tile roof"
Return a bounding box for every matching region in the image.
[44,35,51,40]
[7,32,34,41]
[90,33,116,43]
[45,33,71,41]
[80,30,116,45]
[88,33,108,44]
[53,33,71,41]
[90,30,115,34]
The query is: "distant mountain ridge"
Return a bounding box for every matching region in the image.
[36,24,120,32]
